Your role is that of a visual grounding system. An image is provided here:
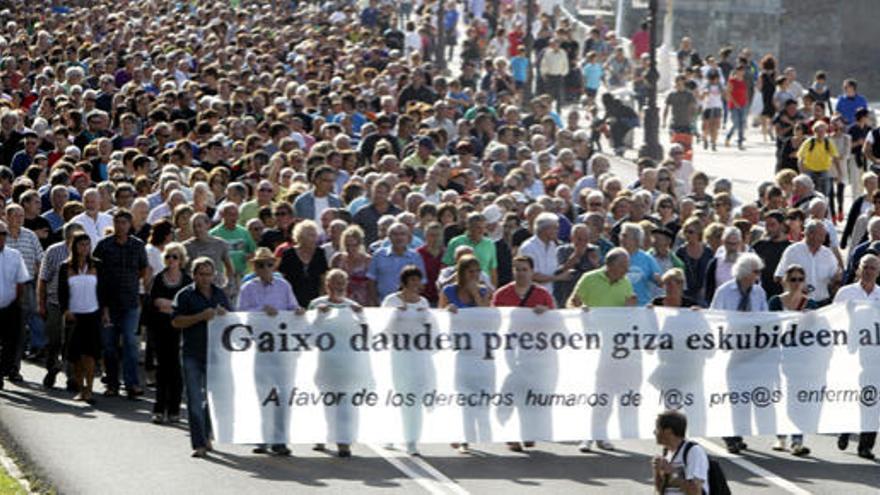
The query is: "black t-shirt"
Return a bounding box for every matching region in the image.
[753,238,791,298]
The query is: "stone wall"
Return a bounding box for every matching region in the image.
[617,0,880,98]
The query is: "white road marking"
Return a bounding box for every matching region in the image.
[367,444,469,495]
[697,438,812,495]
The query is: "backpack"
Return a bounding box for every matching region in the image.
[682,441,732,495]
[806,136,831,153]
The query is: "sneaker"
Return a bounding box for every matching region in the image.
[271,445,292,456]
[791,444,810,457]
[191,448,208,458]
[838,434,850,451]
[457,443,469,454]
[507,442,523,452]
[737,143,746,151]
[405,442,419,456]
[596,440,615,451]
[337,444,352,458]
[772,438,787,451]
[711,143,717,152]
[42,370,58,389]
[313,443,326,451]
[151,413,165,425]
[167,414,180,424]
[252,446,270,454]
[857,449,876,460]
[578,440,592,453]
[523,441,535,448]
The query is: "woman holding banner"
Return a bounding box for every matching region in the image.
[768,264,815,456]
[309,269,366,458]
[382,265,435,456]
[441,255,491,454]
[491,255,555,452]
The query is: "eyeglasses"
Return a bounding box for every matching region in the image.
[164,254,179,260]
[787,277,804,283]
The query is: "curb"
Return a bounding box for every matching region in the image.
[0,415,52,494]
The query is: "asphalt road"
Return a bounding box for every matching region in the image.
[1,359,879,495]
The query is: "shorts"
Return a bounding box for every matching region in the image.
[585,87,598,98]
[702,108,722,119]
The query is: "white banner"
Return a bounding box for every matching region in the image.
[207,303,880,444]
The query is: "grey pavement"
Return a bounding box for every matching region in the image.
[2,354,879,494]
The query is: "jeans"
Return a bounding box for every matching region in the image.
[183,356,211,450]
[0,303,22,377]
[102,306,141,389]
[24,283,46,351]
[44,303,73,378]
[726,107,746,145]
[807,170,832,200]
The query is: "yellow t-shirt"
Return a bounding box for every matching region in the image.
[797,137,838,172]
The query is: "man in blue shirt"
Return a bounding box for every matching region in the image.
[835,79,869,125]
[172,257,231,458]
[367,223,426,305]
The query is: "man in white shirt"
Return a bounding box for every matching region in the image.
[0,220,31,389]
[652,410,709,495]
[539,38,569,113]
[71,188,113,250]
[774,219,841,304]
[833,253,880,459]
[518,212,572,293]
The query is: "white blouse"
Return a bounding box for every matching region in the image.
[68,273,99,314]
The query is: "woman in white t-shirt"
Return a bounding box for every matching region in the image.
[701,70,725,152]
[381,265,435,456]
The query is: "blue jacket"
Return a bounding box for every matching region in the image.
[293,190,343,220]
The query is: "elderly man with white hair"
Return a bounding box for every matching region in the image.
[705,226,744,302]
[792,173,822,211]
[774,219,841,305]
[845,216,880,284]
[618,221,662,306]
[710,252,768,454]
[833,253,880,460]
[518,212,570,293]
[71,188,114,249]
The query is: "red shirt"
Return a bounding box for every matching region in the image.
[727,77,748,109]
[631,30,650,58]
[417,245,443,305]
[491,283,556,308]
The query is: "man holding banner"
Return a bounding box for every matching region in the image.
[832,253,880,460]
[567,247,635,453]
[237,248,300,457]
[710,252,767,454]
[172,257,231,459]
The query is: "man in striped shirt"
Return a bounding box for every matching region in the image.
[5,203,44,381]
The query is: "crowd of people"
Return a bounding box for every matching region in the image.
[0,0,877,466]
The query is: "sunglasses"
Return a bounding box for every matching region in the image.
[164,254,179,260]
[787,277,804,283]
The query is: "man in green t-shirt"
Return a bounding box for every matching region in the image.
[210,202,256,280]
[442,212,498,286]
[567,247,636,308]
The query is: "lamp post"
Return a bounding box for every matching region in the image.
[639,0,663,160]
[436,0,447,71]
[525,0,535,101]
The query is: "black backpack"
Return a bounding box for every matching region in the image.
[682,441,732,495]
